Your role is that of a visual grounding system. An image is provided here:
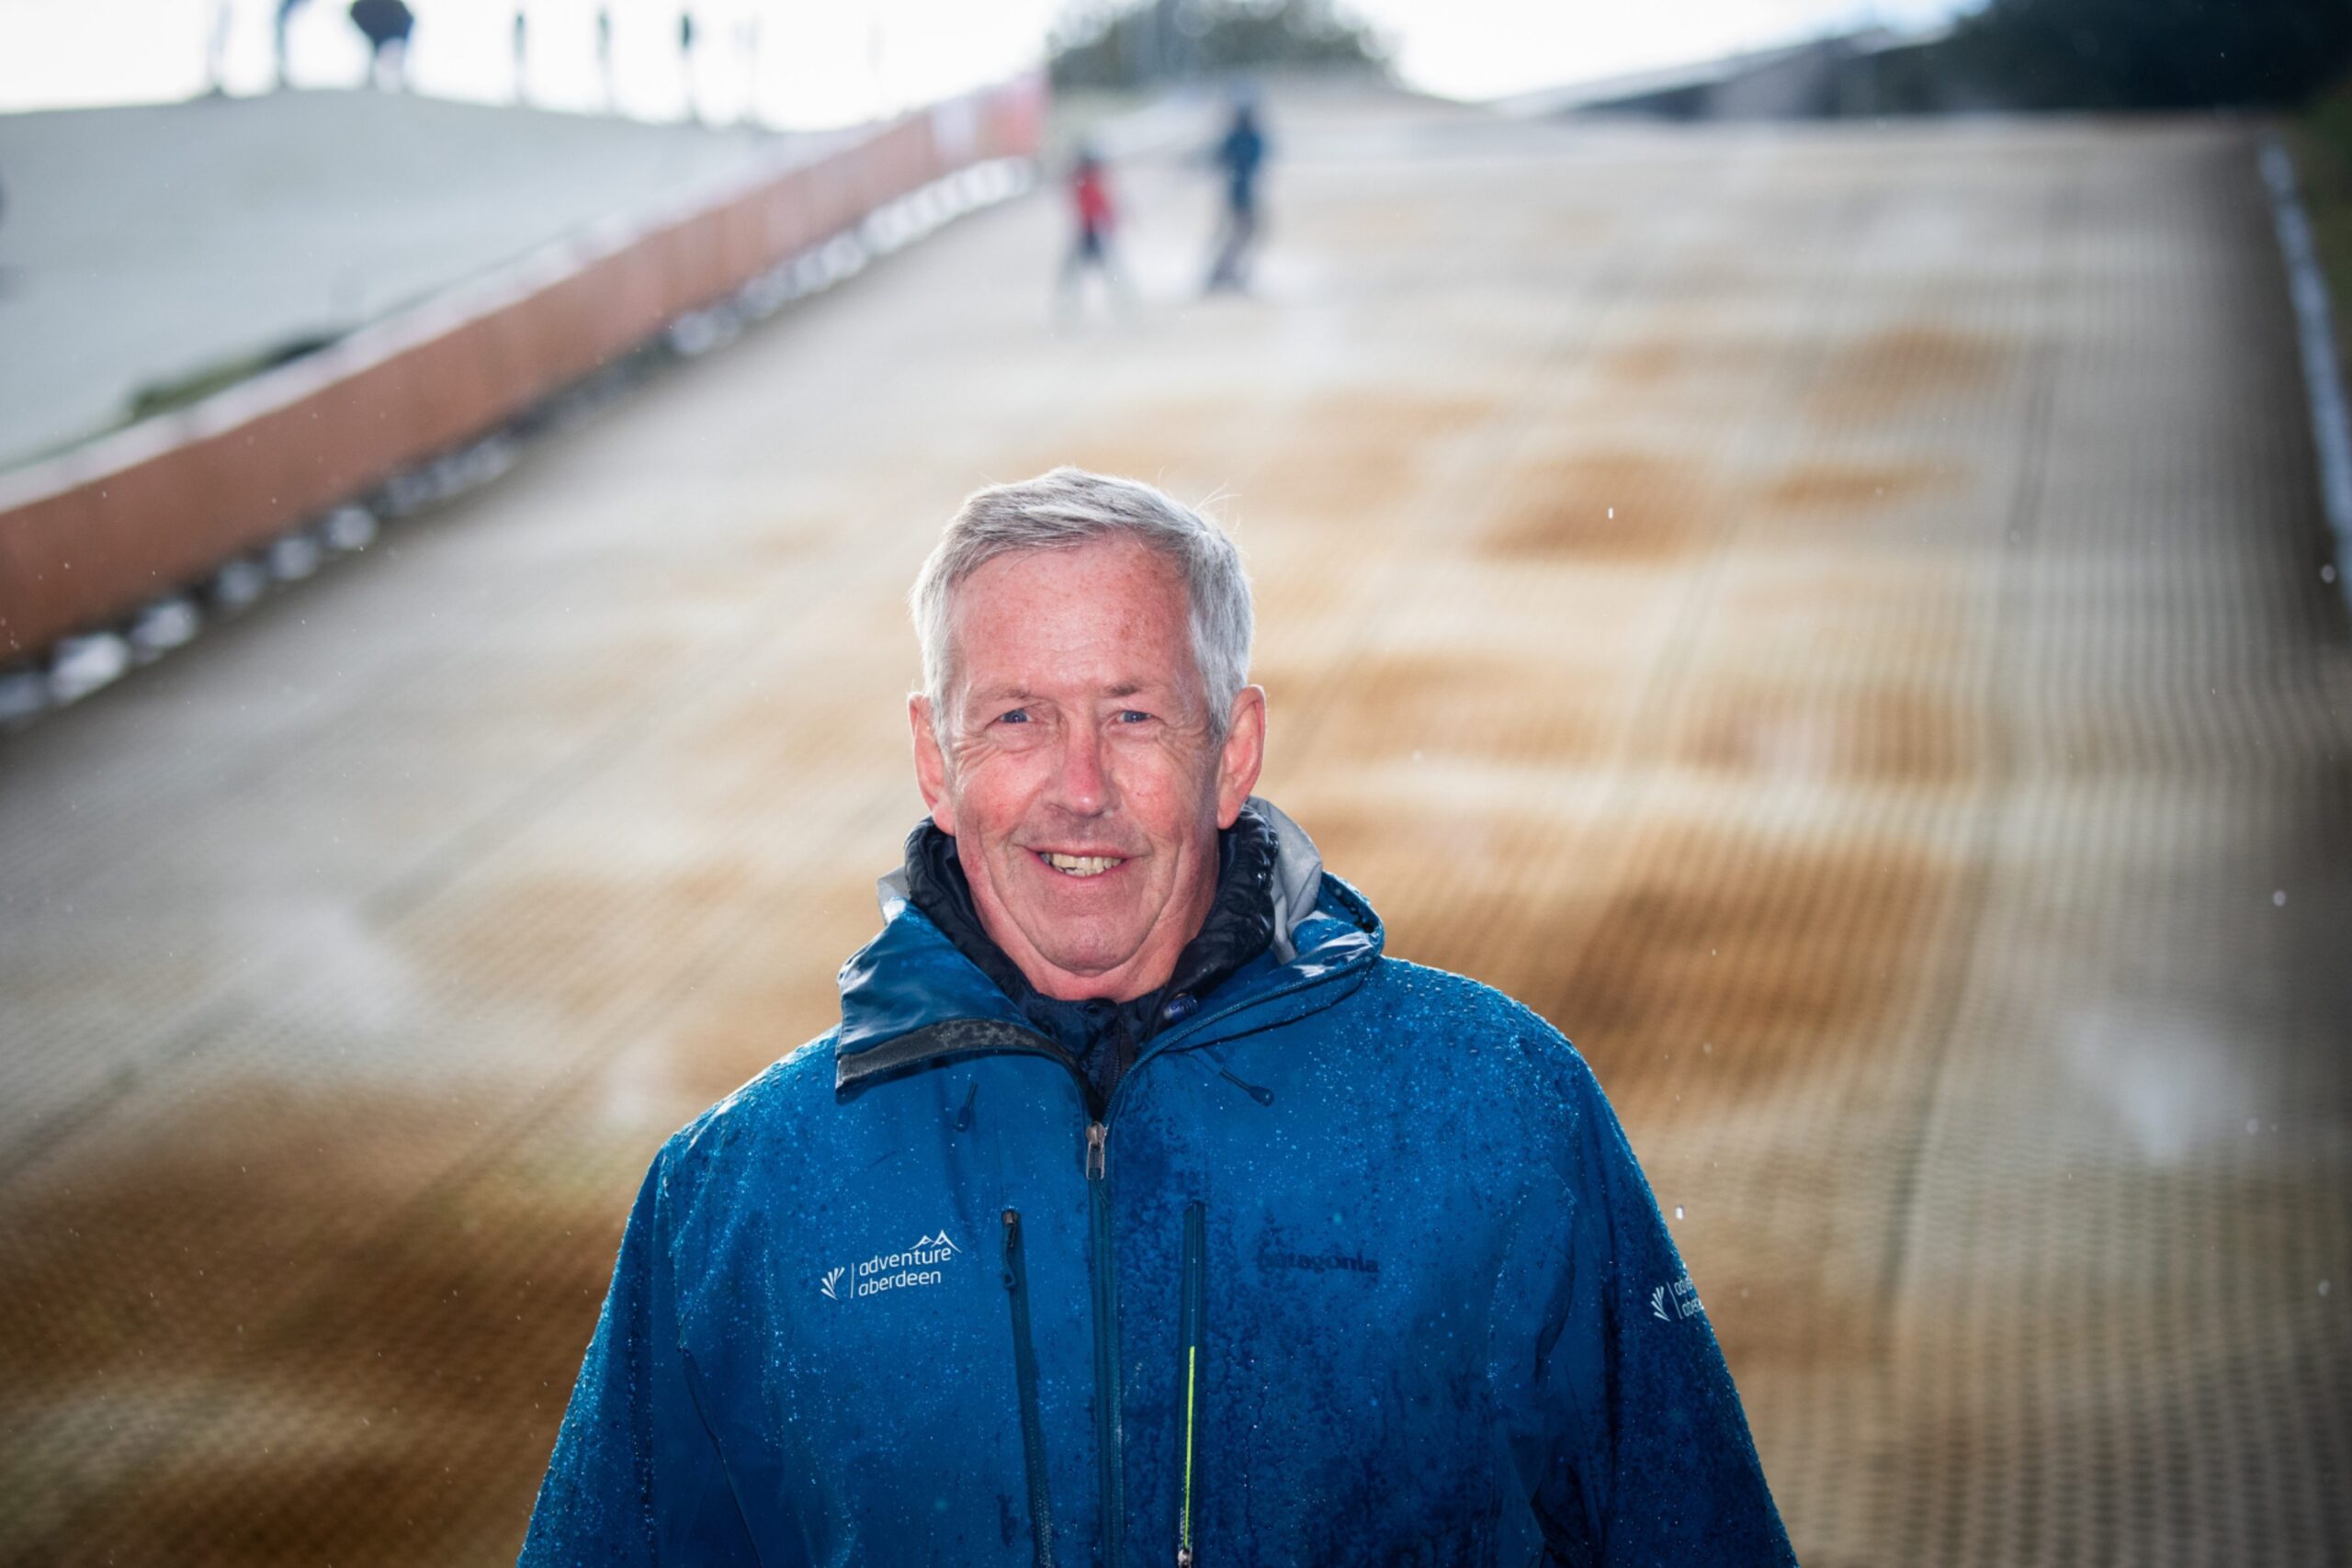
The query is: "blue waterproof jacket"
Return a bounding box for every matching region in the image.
[521,804,1794,1565]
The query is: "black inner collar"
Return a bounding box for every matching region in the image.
[899,805,1280,1103]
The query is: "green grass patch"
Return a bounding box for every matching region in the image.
[2290,74,2352,394]
[124,333,339,425]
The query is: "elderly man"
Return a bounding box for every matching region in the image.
[520,469,1794,1564]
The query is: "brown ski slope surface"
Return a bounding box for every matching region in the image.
[4,96,2350,1563]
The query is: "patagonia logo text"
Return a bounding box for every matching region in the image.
[1260,1245,1380,1279]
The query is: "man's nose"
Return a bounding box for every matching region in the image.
[1049,722,1113,816]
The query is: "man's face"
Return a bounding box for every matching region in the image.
[911,536,1264,1002]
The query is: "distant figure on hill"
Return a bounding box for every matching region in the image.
[275,0,310,88]
[205,0,232,94]
[512,7,528,103]
[348,0,414,90]
[1205,97,1268,294]
[597,6,617,110]
[1057,144,1133,323]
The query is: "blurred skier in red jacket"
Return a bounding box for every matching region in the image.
[1057,144,1133,324]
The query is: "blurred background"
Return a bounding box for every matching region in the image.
[3,1,2350,1562]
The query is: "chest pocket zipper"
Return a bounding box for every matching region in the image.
[1002,1209,1056,1567]
[1176,1201,1207,1567]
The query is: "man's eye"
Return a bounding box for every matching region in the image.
[997,709,1030,726]
[1116,710,1152,724]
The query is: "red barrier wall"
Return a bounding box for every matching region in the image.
[0,73,1046,666]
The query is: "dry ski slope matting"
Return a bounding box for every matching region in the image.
[2,96,2347,1563]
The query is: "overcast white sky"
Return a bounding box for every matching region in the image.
[0,0,1971,127]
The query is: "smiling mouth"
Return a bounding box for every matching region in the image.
[1038,851,1125,878]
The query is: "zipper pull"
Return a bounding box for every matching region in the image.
[1001,1208,1020,1289]
[1086,1121,1107,1181]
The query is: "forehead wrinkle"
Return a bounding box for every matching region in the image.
[966,682,1040,705]
[958,674,1174,712]
[945,541,1203,712]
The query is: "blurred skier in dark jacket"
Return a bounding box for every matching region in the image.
[348,0,414,90]
[1204,98,1266,293]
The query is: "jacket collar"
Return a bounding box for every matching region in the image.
[895,802,1285,1028]
[835,797,1381,1098]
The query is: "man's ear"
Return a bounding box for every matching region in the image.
[910,694,956,836]
[1214,684,1267,829]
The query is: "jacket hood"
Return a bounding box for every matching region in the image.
[835,797,1380,1097]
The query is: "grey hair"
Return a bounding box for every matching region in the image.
[911,467,1254,738]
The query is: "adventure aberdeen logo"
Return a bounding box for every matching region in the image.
[1651,1274,1704,1324]
[820,1231,962,1303]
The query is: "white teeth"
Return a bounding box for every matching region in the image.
[1043,852,1121,877]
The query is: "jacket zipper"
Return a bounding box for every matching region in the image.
[1087,1120,1125,1566]
[1001,1209,1057,1568]
[965,1041,1122,1564]
[1175,1200,1207,1567]
[875,1024,1272,1565]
